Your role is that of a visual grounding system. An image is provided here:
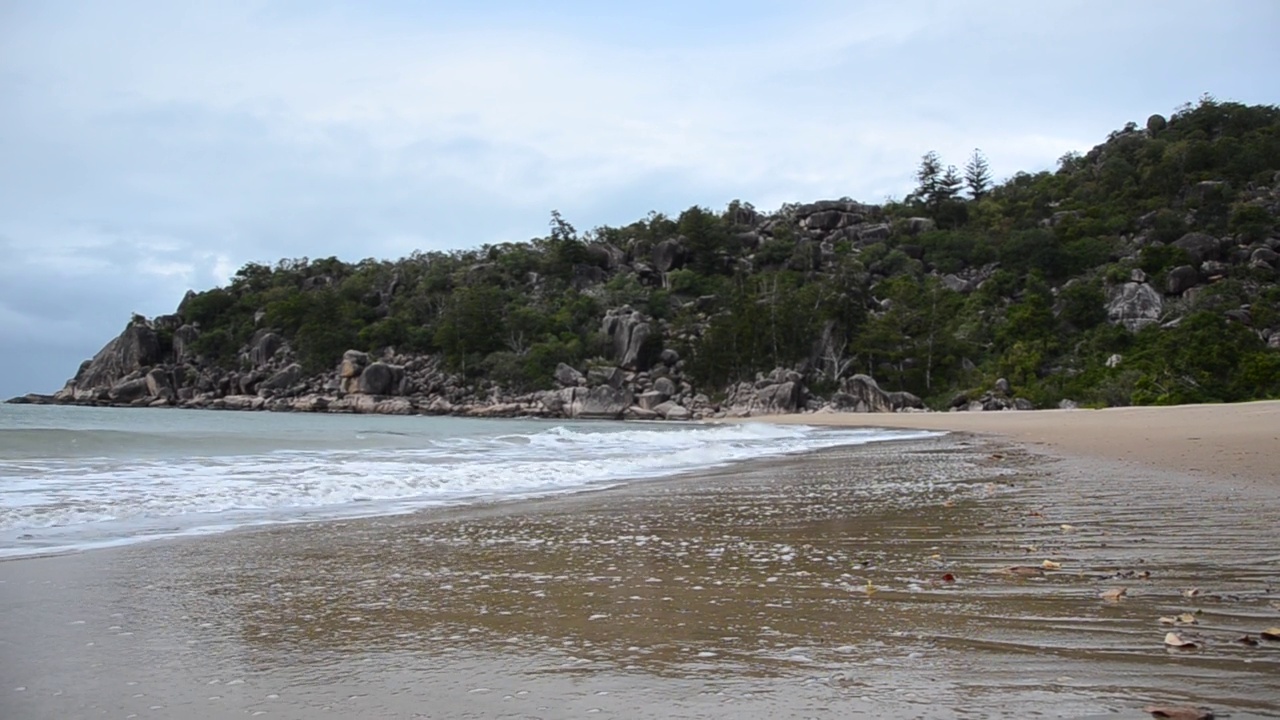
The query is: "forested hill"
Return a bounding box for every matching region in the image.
[20,97,1280,418]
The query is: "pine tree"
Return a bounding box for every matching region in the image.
[912,151,943,206]
[939,165,963,203]
[963,148,992,200]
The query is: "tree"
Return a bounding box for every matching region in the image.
[540,210,587,281]
[677,205,729,276]
[912,151,943,206]
[963,149,992,199]
[855,275,962,396]
[434,285,508,373]
[939,165,964,203]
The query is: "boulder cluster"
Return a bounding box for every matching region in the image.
[1106,214,1280,340]
[17,304,950,419]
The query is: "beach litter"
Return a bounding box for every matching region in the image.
[1099,587,1127,602]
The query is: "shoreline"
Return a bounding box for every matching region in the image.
[2,407,1279,717]
[11,393,1280,487]
[0,412,941,561]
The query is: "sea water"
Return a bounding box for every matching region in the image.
[0,404,937,557]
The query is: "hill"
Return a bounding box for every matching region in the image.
[14,96,1280,418]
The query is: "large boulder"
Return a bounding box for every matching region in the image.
[887,390,924,411]
[636,391,668,411]
[172,324,201,363]
[535,389,567,415]
[653,401,691,421]
[584,243,624,270]
[108,377,151,404]
[259,363,302,393]
[652,238,687,273]
[554,362,584,387]
[339,350,369,379]
[144,368,174,399]
[587,365,624,389]
[625,405,660,420]
[1252,246,1280,269]
[830,374,894,413]
[1172,232,1222,264]
[652,376,678,397]
[1165,265,1200,295]
[941,274,974,294]
[357,362,403,396]
[905,217,936,235]
[723,368,810,415]
[755,381,804,414]
[247,331,285,369]
[803,210,848,232]
[602,308,652,369]
[1107,282,1163,331]
[856,223,892,244]
[559,386,632,419]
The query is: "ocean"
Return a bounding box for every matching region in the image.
[0,405,938,557]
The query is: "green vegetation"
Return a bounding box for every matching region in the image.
[179,97,1280,408]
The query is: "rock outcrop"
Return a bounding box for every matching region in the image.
[1107,281,1163,331]
[61,316,162,399]
[721,368,807,415]
[28,302,954,422]
[828,374,894,413]
[602,307,651,369]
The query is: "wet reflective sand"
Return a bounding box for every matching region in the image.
[2,435,1278,719]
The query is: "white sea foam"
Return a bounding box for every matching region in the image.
[0,407,940,556]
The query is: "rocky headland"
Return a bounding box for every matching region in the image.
[10,99,1280,416]
[12,306,945,420]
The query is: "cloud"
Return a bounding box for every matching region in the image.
[1,0,1278,397]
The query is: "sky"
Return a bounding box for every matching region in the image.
[1,1,1278,398]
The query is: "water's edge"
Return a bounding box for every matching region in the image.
[0,405,944,558]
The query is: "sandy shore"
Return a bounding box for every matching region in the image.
[2,406,1279,719]
[753,400,1280,486]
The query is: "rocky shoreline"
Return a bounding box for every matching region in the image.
[5,308,1039,420]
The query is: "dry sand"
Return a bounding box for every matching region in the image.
[751,400,1280,486]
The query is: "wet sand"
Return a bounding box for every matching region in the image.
[2,409,1280,718]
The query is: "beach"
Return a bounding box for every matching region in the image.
[758,400,1280,486]
[2,404,1279,719]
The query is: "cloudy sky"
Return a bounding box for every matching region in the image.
[1,1,1277,397]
